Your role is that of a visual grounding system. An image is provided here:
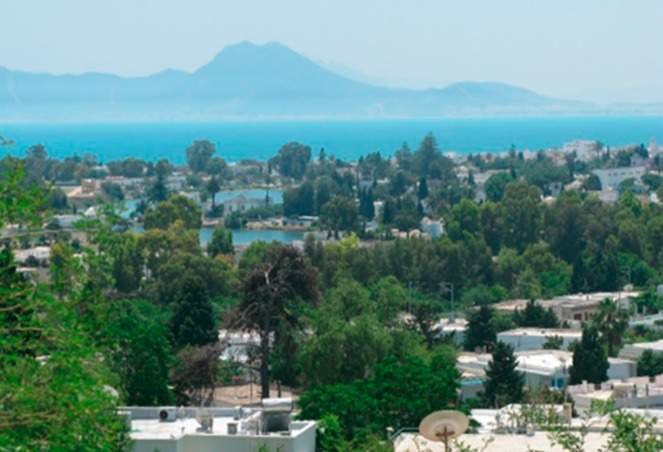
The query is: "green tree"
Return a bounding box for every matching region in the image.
[513,299,559,328]
[501,181,542,252]
[206,176,221,209]
[637,350,663,377]
[112,233,144,293]
[102,299,174,405]
[186,140,216,173]
[207,227,234,257]
[483,341,524,407]
[417,176,429,200]
[0,170,129,449]
[298,351,459,440]
[464,305,497,351]
[593,298,629,357]
[485,172,514,202]
[49,241,77,297]
[321,196,359,239]
[144,194,202,230]
[169,275,218,348]
[270,142,311,180]
[543,335,564,350]
[569,325,609,384]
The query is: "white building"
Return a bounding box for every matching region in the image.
[620,339,663,360]
[563,140,603,162]
[591,166,647,190]
[420,217,445,238]
[497,328,582,352]
[433,317,467,346]
[223,195,267,217]
[457,350,635,390]
[568,375,663,416]
[493,291,638,325]
[53,214,83,229]
[13,246,51,265]
[125,401,316,452]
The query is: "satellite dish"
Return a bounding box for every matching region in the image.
[419,410,469,450]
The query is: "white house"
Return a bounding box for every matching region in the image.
[568,375,663,416]
[591,166,647,190]
[457,350,635,390]
[125,401,316,452]
[620,339,663,360]
[223,195,267,217]
[420,217,444,238]
[497,328,582,352]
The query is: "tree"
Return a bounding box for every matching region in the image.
[417,176,429,200]
[513,299,559,328]
[231,246,319,398]
[501,181,542,252]
[413,133,440,177]
[101,181,124,201]
[170,344,222,406]
[593,298,629,357]
[637,350,663,377]
[543,335,564,350]
[169,275,218,348]
[102,299,174,405]
[320,196,358,239]
[112,233,144,293]
[298,351,459,440]
[569,325,609,384]
[483,341,524,407]
[270,142,311,180]
[464,305,497,351]
[206,176,221,209]
[50,241,77,298]
[485,172,514,202]
[147,163,169,203]
[143,194,202,230]
[186,140,216,172]
[207,227,234,257]
[0,170,129,449]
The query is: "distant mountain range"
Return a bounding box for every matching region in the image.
[0,41,592,121]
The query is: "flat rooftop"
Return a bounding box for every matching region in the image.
[123,406,315,441]
[498,328,582,338]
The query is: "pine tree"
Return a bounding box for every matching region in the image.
[170,275,217,348]
[417,176,429,200]
[483,341,524,407]
[464,305,497,352]
[569,325,609,384]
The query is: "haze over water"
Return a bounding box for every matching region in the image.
[2,116,662,163]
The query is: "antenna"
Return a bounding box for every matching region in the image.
[418,410,469,452]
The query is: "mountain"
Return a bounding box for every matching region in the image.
[0,41,577,121]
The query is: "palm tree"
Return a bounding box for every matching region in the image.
[592,298,629,357]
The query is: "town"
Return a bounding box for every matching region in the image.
[3,132,663,451]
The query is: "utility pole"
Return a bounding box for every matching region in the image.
[440,282,454,322]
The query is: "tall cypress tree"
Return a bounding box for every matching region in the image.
[569,325,609,384]
[170,275,217,348]
[464,305,497,352]
[483,341,524,407]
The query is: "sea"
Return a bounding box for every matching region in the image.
[2,116,662,163]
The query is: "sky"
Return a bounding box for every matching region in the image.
[1,0,662,103]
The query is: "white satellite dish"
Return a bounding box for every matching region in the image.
[419,410,469,451]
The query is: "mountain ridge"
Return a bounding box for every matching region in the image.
[0,41,582,121]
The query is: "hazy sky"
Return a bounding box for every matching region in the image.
[1,0,662,103]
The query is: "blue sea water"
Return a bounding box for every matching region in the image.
[1,117,662,163]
